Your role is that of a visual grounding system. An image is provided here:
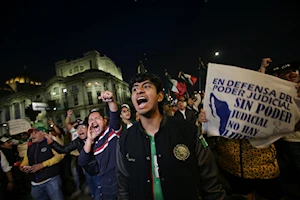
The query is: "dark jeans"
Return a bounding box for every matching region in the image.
[31,175,63,200]
[84,170,100,199]
[94,169,117,200]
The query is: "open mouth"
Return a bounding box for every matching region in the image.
[137,97,147,105]
[78,132,84,136]
[93,124,100,133]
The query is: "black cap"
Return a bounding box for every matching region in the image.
[74,118,88,129]
[266,61,300,75]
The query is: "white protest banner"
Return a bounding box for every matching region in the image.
[203,63,300,148]
[8,119,32,136]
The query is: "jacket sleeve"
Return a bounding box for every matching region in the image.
[78,147,93,167]
[116,140,130,200]
[51,139,77,154]
[42,149,64,167]
[109,110,122,131]
[195,134,227,200]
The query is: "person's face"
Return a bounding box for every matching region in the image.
[187,98,194,106]
[279,69,299,83]
[177,101,185,110]
[30,130,45,143]
[131,80,164,116]
[88,112,107,136]
[173,105,178,111]
[0,140,13,149]
[120,107,131,120]
[77,124,88,140]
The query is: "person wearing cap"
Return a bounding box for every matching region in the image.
[19,122,64,200]
[0,147,14,200]
[261,58,300,189]
[78,90,122,200]
[44,117,100,199]
[65,109,86,198]
[120,104,134,130]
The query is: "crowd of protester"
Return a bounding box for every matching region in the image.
[0,58,300,200]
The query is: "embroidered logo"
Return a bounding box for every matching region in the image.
[173,144,190,161]
[41,147,47,153]
[126,153,136,162]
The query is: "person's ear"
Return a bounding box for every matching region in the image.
[158,91,164,102]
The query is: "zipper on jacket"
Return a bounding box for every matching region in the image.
[35,143,39,183]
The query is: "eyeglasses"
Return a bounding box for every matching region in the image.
[77,125,87,130]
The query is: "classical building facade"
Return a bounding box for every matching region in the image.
[0,50,131,136]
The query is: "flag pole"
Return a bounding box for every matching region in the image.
[198,57,202,92]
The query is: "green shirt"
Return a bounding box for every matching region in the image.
[148,134,164,200]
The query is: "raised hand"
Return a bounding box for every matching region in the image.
[98,91,114,102]
[198,109,208,123]
[43,132,53,144]
[259,58,272,73]
[87,123,99,141]
[67,109,73,116]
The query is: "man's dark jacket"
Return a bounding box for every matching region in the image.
[116,115,226,200]
[27,139,60,183]
[51,138,99,176]
[174,108,197,124]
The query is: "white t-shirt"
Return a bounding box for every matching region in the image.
[0,150,12,172]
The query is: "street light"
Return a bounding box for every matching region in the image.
[63,88,68,110]
[214,52,220,56]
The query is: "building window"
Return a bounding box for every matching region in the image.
[87,92,93,105]
[96,91,102,104]
[89,60,92,69]
[80,66,84,70]
[71,85,78,91]
[74,66,79,72]
[53,87,60,95]
[113,84,118,101]
[74,95,78,106]
[103,82,108,90]
[14,103,20,119]
[5,107,10,121]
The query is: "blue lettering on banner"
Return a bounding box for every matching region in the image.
[210,78,294,138]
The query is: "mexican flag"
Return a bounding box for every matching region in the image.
[165,72,187,97]
[178,71,198,86]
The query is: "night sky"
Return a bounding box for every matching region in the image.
[0,0,298,86]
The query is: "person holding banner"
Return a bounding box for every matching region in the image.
[263,59,300,189]
[199,109,283,200]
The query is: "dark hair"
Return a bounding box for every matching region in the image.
[129,72,163,93]
[88,108,105,119]
[129,72,164,114]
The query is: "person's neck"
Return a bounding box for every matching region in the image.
[122,119,131,125]
[140,111,163,137]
